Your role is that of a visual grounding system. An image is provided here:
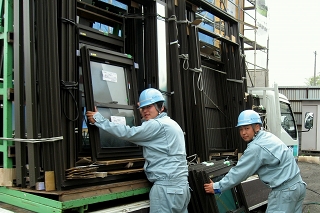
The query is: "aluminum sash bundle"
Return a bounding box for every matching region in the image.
[13,0,64,189]
[188,159,247,213]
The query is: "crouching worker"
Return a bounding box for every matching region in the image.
[204,109,306,213]
[86,88,191,213]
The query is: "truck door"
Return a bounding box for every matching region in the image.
[301,105,317,151]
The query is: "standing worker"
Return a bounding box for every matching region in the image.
[204,109,306,213]
[87,88,191,213]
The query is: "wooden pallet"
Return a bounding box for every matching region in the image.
[10,179,151,202]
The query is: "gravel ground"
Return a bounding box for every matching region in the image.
[299,161,320,213]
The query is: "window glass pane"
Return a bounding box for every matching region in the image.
[90,61,128,105]
[197,10,215,45]
[92,23,122,37]
[98,107,136,147]
[89,61,136,148]
[280,102,297,140]
[99,0,128,10]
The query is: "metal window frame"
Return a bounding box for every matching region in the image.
[80,45,142,161]
[76,0,125,52]
[78,24,124,50]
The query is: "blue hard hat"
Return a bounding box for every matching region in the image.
[138,88,165,108]
[236,110,262,127]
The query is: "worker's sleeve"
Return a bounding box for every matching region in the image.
[213,145,263,192]
[92,112,161,142]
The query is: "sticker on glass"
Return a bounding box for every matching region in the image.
[111,116,126,125]
[102,70,117,83]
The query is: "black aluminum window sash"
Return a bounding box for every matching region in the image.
[174,0,195,157]
[77,0,124,28]
[200,64,234,153]
[77,45,132,157]
[45,0,65,190]
[23,0,41,189]
[59,0,78,170]
[13,0,27,188]
[76,0,126,51]
[187,0,238,24]
[236,177,270,211]
[89,0,127,14]
[78,24,124,50]
[183,3,245,161]
[198,26,239,46]
[188,160,247,213]
[94,103,133,110]
[143,2,158,89]
[87,45,133,65]
[188,161,225,213]
[80,45,142,161]
[166,0,185,131]
[187,24,208,161]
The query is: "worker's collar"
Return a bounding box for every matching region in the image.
[248,130,261,143]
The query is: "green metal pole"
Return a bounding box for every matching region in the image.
[2,0,14,168]
[0,0,4,33]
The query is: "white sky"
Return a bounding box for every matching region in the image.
[268,0,320,86]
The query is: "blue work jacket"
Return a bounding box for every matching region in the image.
[214,130,302,191]
[93,112,189,183]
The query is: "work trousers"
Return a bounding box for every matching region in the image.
[149,180,191,213]
[266,181,306,213]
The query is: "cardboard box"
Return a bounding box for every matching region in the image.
[0,168,16,186]
[45,171,56,191]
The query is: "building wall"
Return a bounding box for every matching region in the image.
[279,86,320,126]
[278,87,320,152]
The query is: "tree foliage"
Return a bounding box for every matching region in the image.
[305,73,320,86]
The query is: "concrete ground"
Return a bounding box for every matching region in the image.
[299,161,320,213]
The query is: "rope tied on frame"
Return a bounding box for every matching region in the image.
[189,67,203,104]
[179,54,189,70]
[167,15,188,24]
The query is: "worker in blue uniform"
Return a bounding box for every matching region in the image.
[204,109,306,213]
[86,88,190,213]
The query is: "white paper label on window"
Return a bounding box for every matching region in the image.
[102,70,117,83]
[111,116,126,125]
